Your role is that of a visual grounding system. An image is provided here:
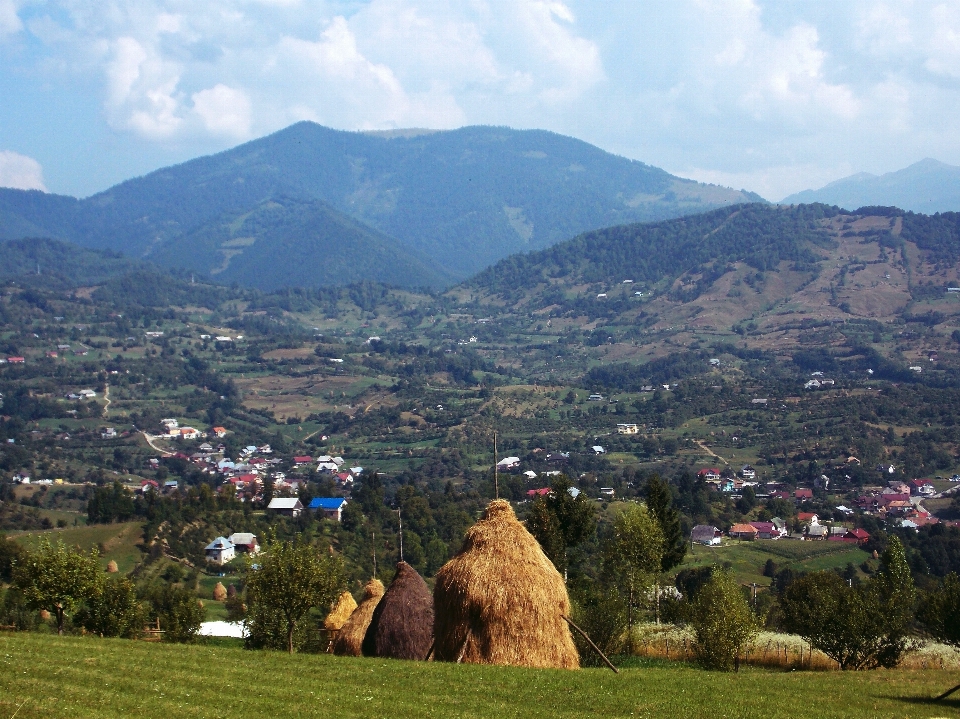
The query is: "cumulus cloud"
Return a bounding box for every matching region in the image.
[0,151,46,191]
[192,84,252,138]
[0,0,22,37]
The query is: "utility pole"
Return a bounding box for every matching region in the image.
[398,509,403,562]
[372,531,377,578]
[494,430,499,499]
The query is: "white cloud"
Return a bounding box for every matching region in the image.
[192,84,252,138]
[0,0,22,37]
[105,36,183,138]
[926,3,960,78]
[0,151,46,191]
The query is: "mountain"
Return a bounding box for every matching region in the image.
[148,197,452,291]
[0,122,762,284]
[0,237,147,287]
[782,159,960,213]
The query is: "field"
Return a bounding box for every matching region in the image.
[11,522,145,573]
[1,632,958,718]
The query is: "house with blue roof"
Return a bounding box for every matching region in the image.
[308,497,348,522]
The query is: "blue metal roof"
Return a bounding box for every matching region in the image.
[308,497,347,510]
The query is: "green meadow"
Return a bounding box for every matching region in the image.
[1,632,958,719]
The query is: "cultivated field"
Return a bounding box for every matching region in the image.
[0,633,958,718]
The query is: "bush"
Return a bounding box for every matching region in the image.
[75,576,145,639]
[688,570,758,671]
[149,585,205,643]
[569,582,626,664]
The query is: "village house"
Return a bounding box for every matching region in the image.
[794,488,814,503]
[205,537,235,565]
[740,465,756,480]
[212,427,227,438]
[616,424,639,435]
[496,456,521,471]
[228,532,259,554]
[797,512,819,525]
[697,468,721,481]
[729,523,759,540]
[179,427,201,440]
[267,497,303,517]
[691,525,722,546]
[526,488,551,500]
[308,497,348,521]
[749,521,786,540]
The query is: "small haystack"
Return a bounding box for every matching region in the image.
[361,562,434,660]
[324,590,358,631]
[333,579,385,656]
[213,582,227,601]
[106,560,119,573]
[433,499,579,669]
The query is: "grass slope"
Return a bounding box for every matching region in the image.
[0,633,956,719]
[11,522,144,573]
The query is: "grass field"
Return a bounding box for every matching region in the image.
[11,522,145,573]
[0,632,958,719]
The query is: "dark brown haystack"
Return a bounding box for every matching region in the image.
[332,579,384,656]
[324,590,359,631]
[433,499,579,669]
[361,562,434,660]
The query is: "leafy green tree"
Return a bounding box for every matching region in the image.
[530,476,596,578]
[149,584,205,643]
[75,575,145,638]
[920,573,960,699]
[12,537,103,635]
[601,503,664,629]
[244,539,345,653]
[644,475,686,571]
[688,570,758,671]
[86,481,135,524]
[0,533,27,582]
[780,543,916,671]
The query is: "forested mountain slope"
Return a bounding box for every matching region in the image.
[0,123,761,282]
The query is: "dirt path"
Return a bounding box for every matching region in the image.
[102,384,110,418]
[141,431,174,456]
[695,439,728,465]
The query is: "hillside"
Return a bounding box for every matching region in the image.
[782,159,960,214]
[0,123,762,283]
[0,237,148,287]
[1,633,957,719]
[148,197,452,291]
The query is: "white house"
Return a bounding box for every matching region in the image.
[267,497,303,517]
[496,456,521,471]
[205,537,235,565]
[617,424,639,435]
[691,525,722,546]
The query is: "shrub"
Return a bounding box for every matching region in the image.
[688,570,758,671]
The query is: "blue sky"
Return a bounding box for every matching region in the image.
[2,0,960,201]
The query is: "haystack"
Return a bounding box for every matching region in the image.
[332,579,384,656]
[106,560,119,573]
[324,590,358,631]
[433,499,579,669]
[361,562,434,660]
[213,582,227,601]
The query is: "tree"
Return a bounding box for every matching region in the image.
[644,475,686,571]
[920,573,960,700]
[244,539,345,653]
[528,476,596,578]
[602,503,664,629]
[526,496,565,571]
[780,542,916,671]
[12,537,103,635]
[688,570,758,671]
[150,584,206,643]
[75,576,145,638]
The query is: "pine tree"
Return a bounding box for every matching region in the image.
[645,474,686,571]
[526,496,565,573]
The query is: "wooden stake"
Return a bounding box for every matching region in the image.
[562,615,619,674]
[424,640,435,662]
[934,682,960,701]
[456,630,472,664]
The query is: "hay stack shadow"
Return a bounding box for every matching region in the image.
[433,499,579,669]
[333,579,384,656]
[362,562,434,660]
[324,591,359,631]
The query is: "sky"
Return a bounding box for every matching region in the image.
[2,0,960,201]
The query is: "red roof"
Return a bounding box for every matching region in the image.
[7,357,24,363]
[697,468,720,476]
[293,456,312,463]
[526,488,551,497]
[798,512,818,522]
[849,528,870,539]
[795,488,813,499]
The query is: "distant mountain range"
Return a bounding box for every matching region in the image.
[782,159,960,213]
[0,122,761,289]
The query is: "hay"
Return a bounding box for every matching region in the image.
[433,499,579,669]
[213,582,227,601]
[332,579,384,656]
[362,562,434,660]
[324,590,359,631]
[106,560,118,573]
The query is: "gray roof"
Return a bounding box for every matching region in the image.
[228,532,257,545]
[267,498,302,509]
[205,536,234,551]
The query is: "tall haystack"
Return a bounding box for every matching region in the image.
[361,562,434,660]
[213,582,227,601]
[324,590,359,631]
[332,579,384,656]
[433,499,579,669]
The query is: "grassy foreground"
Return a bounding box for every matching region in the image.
[1,633,959,718]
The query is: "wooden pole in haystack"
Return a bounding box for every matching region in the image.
[494,431,499,499]
[562,615,618,673]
